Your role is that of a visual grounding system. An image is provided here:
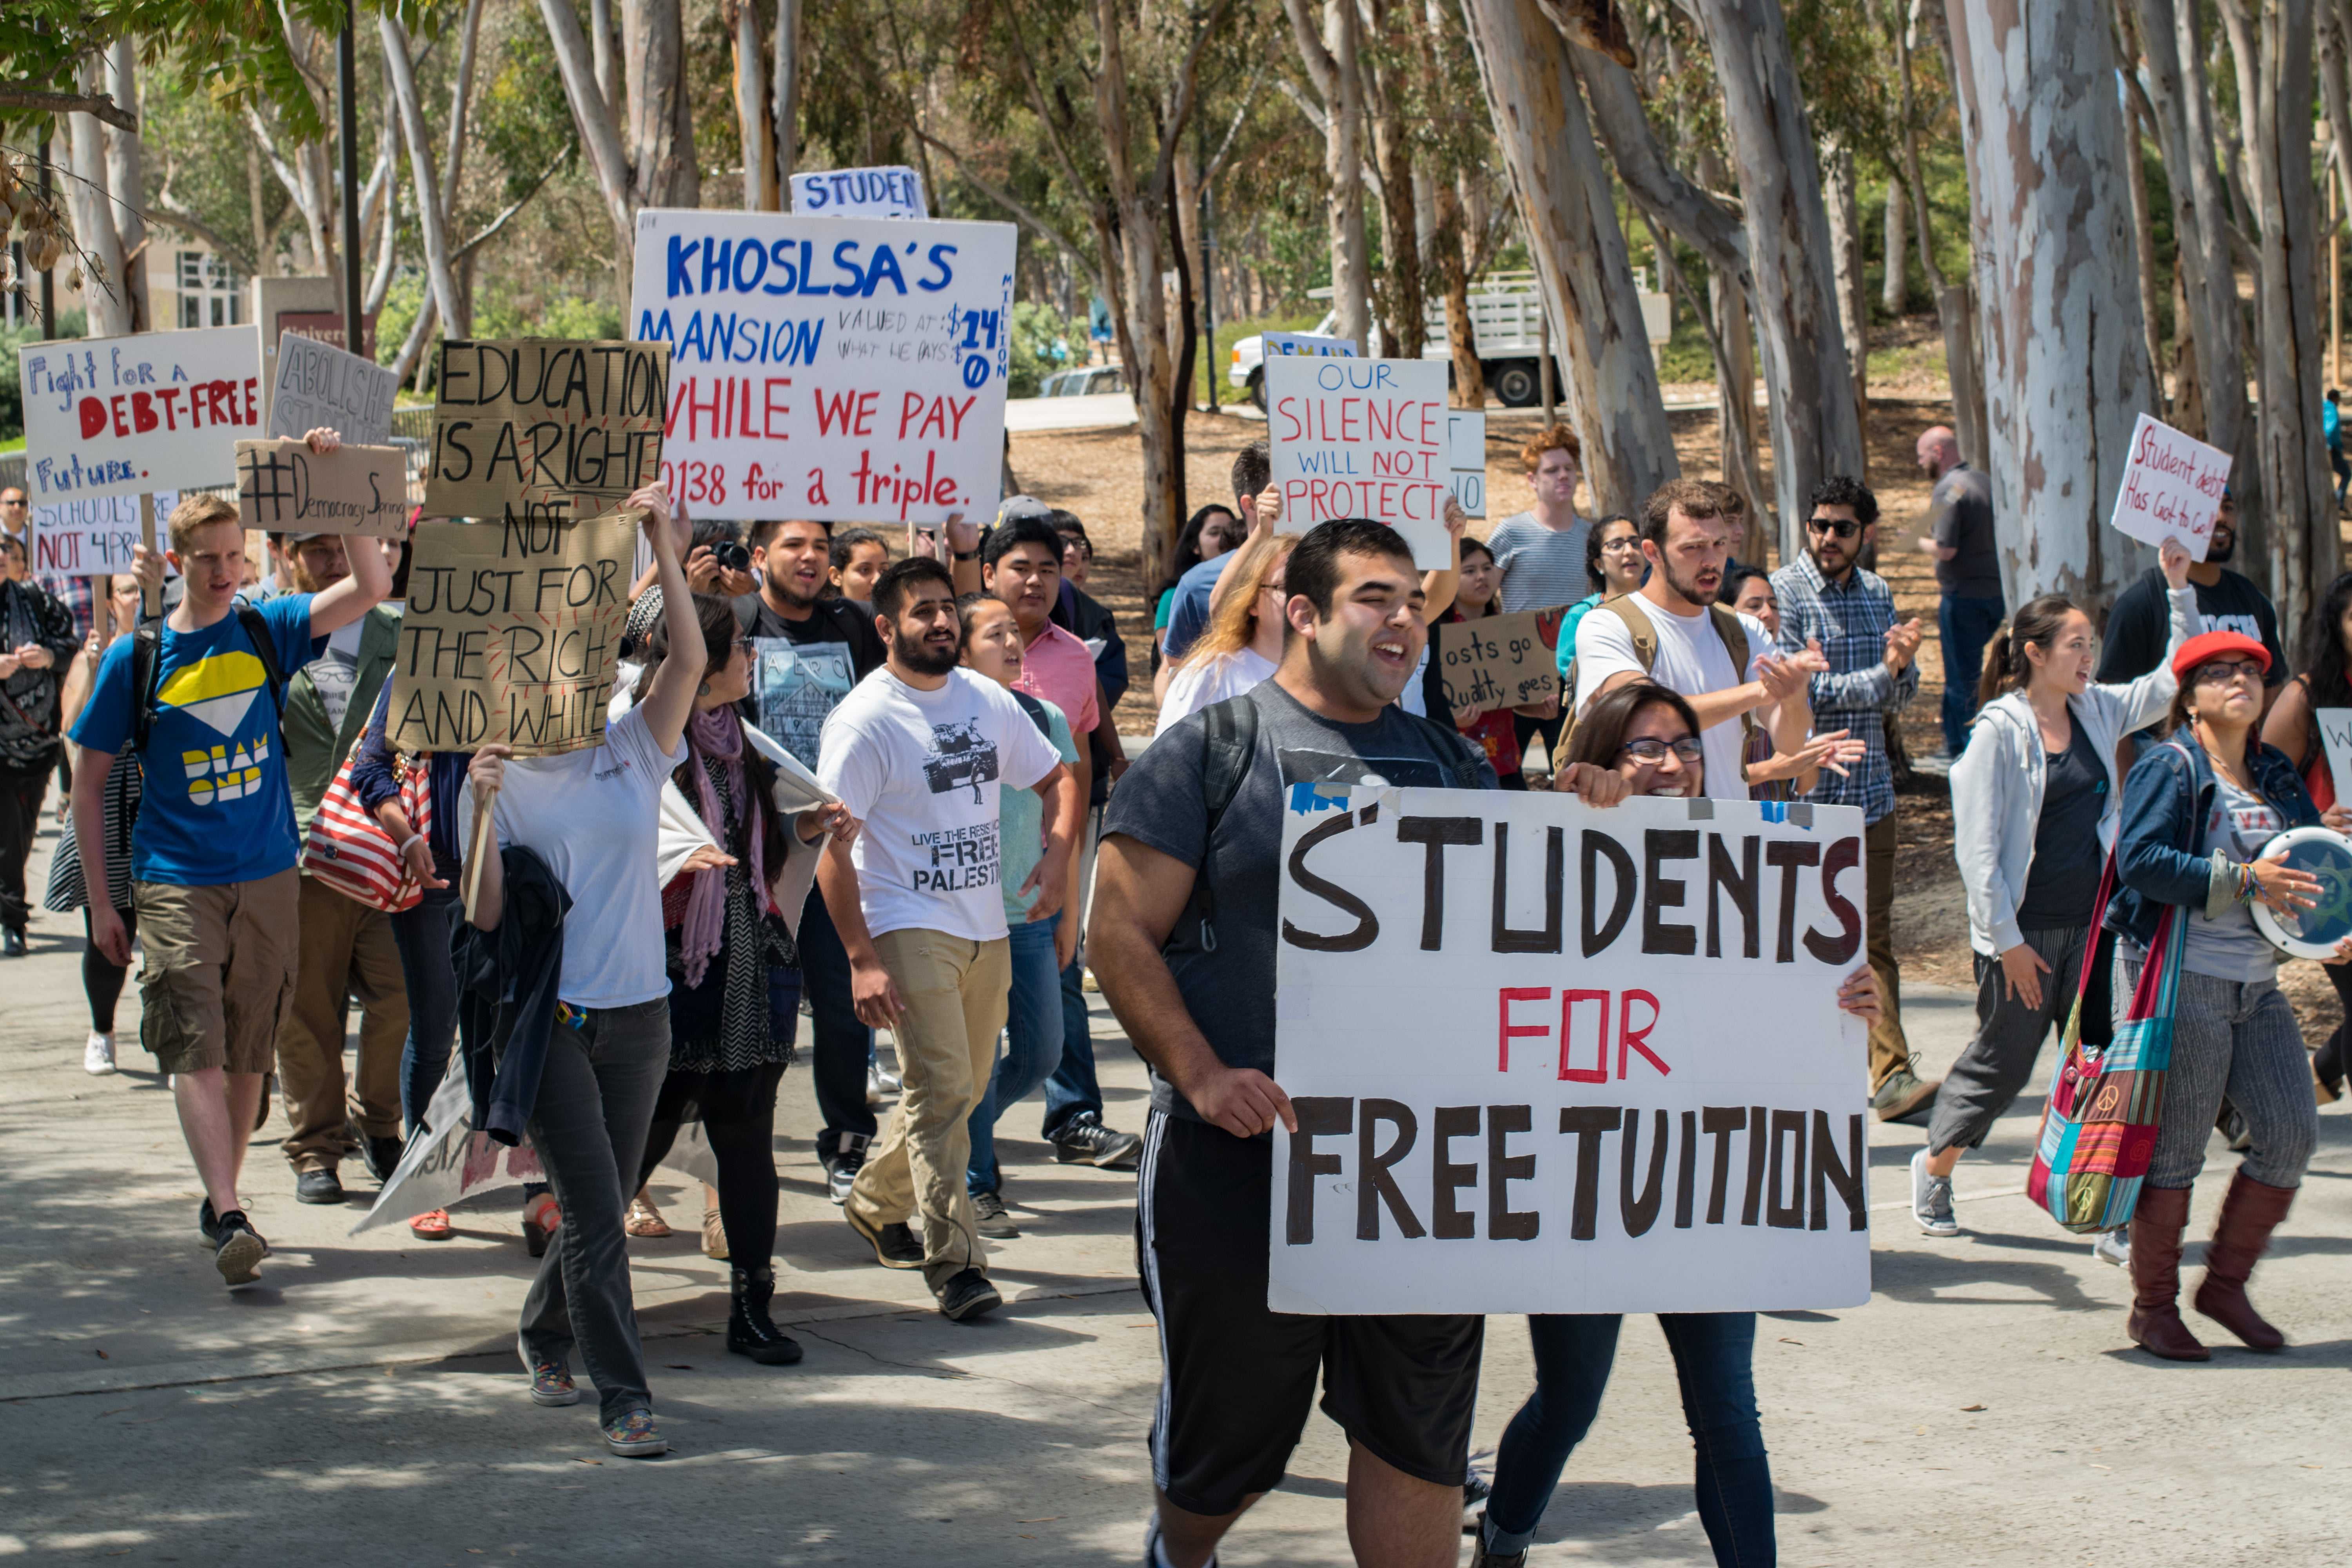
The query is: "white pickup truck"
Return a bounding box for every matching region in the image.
[1228,270,1671,409]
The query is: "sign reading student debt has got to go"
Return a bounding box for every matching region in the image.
[1267,356,1453,568]
[1270,786,1871,1316]
[2110,412,2232,562]
[628,208,1018,523]
[16,325,263,503]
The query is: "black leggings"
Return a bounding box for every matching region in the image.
[82,904,136,1034]
[636,1061,788,1267]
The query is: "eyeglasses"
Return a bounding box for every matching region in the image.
[1619,736,1704,764]
[2192,658,2265,685]
[1806,516,1861,539]
[1599,536,1643,553]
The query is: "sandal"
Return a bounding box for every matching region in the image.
[408,1209,454,1241]
[701,1205,729,1260]
[522,1192,562,1258]
[625,1192,672,1239]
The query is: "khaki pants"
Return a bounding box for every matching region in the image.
[1865,811,1911,1089]
[276,873,408,1171]
[135,869,300,1076]
[845,928,1011,1292]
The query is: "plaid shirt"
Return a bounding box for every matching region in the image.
[1769,551,1918,825]
[36,573,92,645]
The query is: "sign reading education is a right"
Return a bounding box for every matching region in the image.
[424,339,669,523]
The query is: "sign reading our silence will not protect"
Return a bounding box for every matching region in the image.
[627,209,1018,523]
[1266,355,1454,568]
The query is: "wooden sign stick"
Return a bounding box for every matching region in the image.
[462,784,498,926]
[136,493,159,619]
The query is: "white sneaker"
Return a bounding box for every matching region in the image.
[2092,1227,2131,1268]
[83,1031,117,1076]
[1910,1149,1959,1237]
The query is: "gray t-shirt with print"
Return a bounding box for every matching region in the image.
[2181,773,2285,982]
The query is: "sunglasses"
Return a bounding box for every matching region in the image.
[1806,516,1861,539]
[1620,735,1705,764]
[2192,658,2265,685]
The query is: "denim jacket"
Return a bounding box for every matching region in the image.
[2104,731,2320,953]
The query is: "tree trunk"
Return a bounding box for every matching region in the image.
[1900,12,1988,469]
[537,0,639,259]
[102,41,149,332]
[1360,46,1426,358]
[443,0,488,211]
[592,0,624,144]
[733,0,775,209]
[1462,0,1678,514]
[1434,177,1486,407]
[2118,69,2169,421]
[247,143,272,278]
[1823,138,1868,476]
[1285,0,1372,352]
[65,58,132,337]
[1685,0,1866,564]
[381,14,468,344]
[773,0,803,205]
[1947,0,2154,611]
[1880,179,1907,315]
[2320,1,2352,239]
[624,0,699,209]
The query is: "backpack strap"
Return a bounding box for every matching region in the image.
[1176,691,1260,954]
[129,606,290,754]
[1009,688,1054,739]
[1602,594,1659,670]
[1706,604,1763,765]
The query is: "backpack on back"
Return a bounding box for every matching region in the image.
[127,607,290,754]
[1557,595,1760,770]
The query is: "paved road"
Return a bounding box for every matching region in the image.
[3,806,2348,1565]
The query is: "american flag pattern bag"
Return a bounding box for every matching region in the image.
[301,747,433,913]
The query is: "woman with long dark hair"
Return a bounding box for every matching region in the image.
[1422,537,1535,787]
[1151,504,1242,685]
[1553,515,1641,684]
[2261,566,2352,1097]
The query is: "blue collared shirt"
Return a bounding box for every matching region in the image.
[1769,550,1918,825]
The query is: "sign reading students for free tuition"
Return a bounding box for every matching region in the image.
[1269,786,1871,1316]
[16,325,263,503]
[628,209,1017,523]
[1267,355,1453,569]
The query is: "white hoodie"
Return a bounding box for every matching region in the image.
[1949,584,2201,956]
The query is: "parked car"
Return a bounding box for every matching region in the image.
[1038,364,1129,397]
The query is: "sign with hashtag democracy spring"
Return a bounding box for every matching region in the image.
[234,439,409,538]
[1268,785,1871,1315]
[388,513,636,755]
[424,339,670,523]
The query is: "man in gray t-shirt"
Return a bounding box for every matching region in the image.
[1913,426,2003,757]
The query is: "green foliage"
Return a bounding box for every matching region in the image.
[1009,301,1079,398]
[0,314,89,446]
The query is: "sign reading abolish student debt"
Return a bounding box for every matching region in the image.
[1269,786,1871,1316]
[234,438,408,537]
[389,512,637,755]
[1267,355,1452,568]
[16,325,263,502]
[627,208,1018,523]
[425,340,670,522]
[268,332,397,444]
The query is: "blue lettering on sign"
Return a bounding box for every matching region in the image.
[664,233,962,301]
[637,308,827,367]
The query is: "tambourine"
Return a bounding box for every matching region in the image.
[2250,825,2352,960]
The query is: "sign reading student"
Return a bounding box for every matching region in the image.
[235,439,409,537]
[2110,412,2232,562]
[1266,356,1453,568]
[788,165,929,218]
[388,512,637,755]
[15,325,263,502]
[33,492,182,579]
[627,208,1018,523]
[268,331,398,445]
[1435,607,1563,723]
[1269,786,1872,1316]
[423,339,670,523]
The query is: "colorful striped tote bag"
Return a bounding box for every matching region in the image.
[2026,853,2182,1234]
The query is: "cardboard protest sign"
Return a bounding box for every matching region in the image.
[2316,710,2352,809]
[1450,411,1487,517]
[1264,330,1358,359]
[1267,356,1453,567]
[1269,786,1872,1316]
[352,1065,544,1234]
[628,208,1018,523]
[33,492,181,579]
[268,331,397,445]
[789,165,929,218]
[235,439,408,537]
[16,325,263,503]
[2110,412,2232,562]
[388,512,637,755]
[1435,608,1564,722]
[424,339,670,523]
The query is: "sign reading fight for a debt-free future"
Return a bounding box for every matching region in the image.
[268,332,397,445]
[1267,356,1453,568]
[1450,411,1486,518]
[388,512,637,755]
[424,340,670,523]
[34,492,182,578]
[2110,412,2232,562]
[235,439,408,537]
[627,208,1018,523]
[789,165,928,218]
[1270,786,1872,1316]
[16,325,263,502]
[1436,608,1563,723]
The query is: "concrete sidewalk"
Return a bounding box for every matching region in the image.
[4,802,2351,1564]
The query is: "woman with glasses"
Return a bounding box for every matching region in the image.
[1472,677,1880,1568]
[1554,515,1642,684]
[1151,504,1243,685]
[2103,629,2347,1361]
[1923,539,2196,1250]
[49,570,147,1074]
[1154,531,1298,735]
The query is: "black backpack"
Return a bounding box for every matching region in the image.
[127,607,290,753]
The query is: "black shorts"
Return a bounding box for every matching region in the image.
[1136,1108,1485,1517]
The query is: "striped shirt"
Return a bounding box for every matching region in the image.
[1485,511,1592,613]
[1769,550,1918,825]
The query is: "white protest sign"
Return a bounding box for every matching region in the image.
[1450,410,1486,518]
[352,1066,544,1233]
[789,165,929,218]
[33,492,181,579]
[1264,330,1358,359]
[268,331,397,445]
[2316,710,2352,808]
[1267,356,1453,567]
[2110,412,2232,562]
[16,325,263,503]
[629,209,1018,523]
[1270,786,1872,1316]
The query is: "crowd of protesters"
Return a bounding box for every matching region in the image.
[4,404,2347,1563]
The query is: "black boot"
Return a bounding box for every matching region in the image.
[727,1266,804,1365]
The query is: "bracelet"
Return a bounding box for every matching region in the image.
[2235,860,2258,904]
[951,548,979,561]
[395,833,424,860]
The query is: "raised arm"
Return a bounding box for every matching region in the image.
[630,485,702,757]
[297,428,394,637]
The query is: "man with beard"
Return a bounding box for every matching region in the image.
[816,557,1079,1321]
[1772,475,1932,1122]
[734,517,891,1202]
[2096,488,2285,709]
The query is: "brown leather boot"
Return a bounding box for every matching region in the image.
[2192,1171,2295,1350]
[2127,1184,2209,1361]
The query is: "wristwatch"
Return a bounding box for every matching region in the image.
[951,547,979,561]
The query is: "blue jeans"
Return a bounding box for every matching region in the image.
[1042,950,1104,1139]
[965,912,1064,1194]
[1938,593,2005,758]
[391,880,463,1137]
[1483,1312,1773,1565]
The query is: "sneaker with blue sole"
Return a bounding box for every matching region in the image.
[1910,1149,1959,1237]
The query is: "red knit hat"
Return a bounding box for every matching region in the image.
[2171,629,2271,682]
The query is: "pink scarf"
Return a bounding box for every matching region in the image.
[680,704,770,988]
